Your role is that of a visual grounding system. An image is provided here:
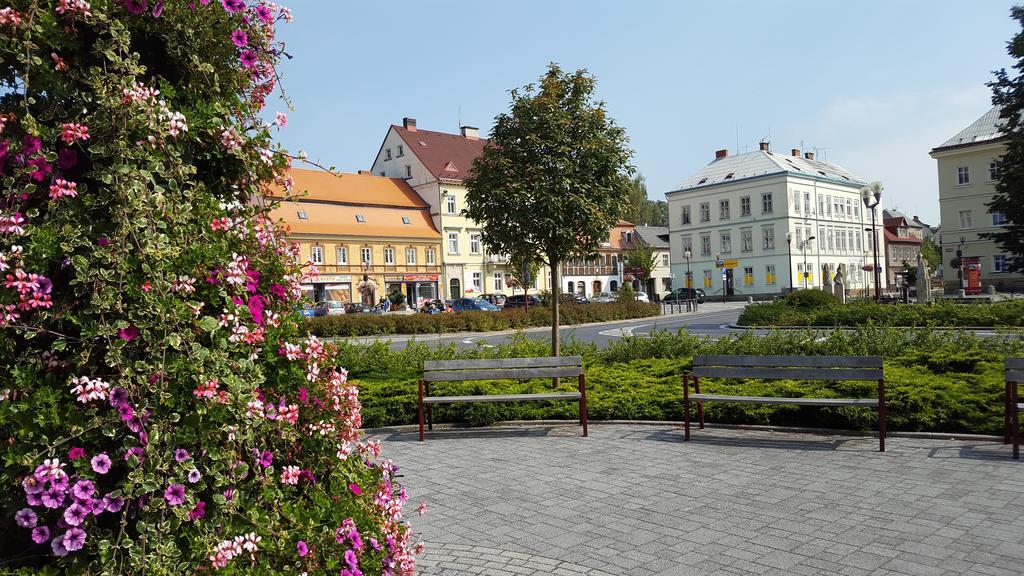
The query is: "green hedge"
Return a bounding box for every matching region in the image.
[738,297,1024,327]
[306,302,661,337]
[344,328,1024,435]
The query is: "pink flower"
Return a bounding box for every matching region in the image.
[416,500,427,516]
[150,0,163,17]
[62,527,86,551]
[15,508,37,528]
[230,28,247,47]
[122,0,147,15]
[60,123,89,144]
[239,49,257,68]
[48,178,77,200]
[254,4,272,24]
[90,453,111,474]
[296,540,308,557]
[63,502,88,526]
[57,148,77,170]
[220,0,244,12]
[68,447,86,460]
[258,450,273,468]
[141,280,151,292]
[280,465,300,485]
[164,483,186,506]
[118,325,139,341]
[174,448,190,462]
[274,112,287,127]
[344,549,359,570]
[188,501,206,521]
[31,526,50,543]
[348,482,362,496]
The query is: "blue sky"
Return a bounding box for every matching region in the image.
[272,1,1018,225]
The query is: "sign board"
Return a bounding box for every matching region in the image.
[714,259,739,269]
[385,274,439,282]
[316,274,352,283]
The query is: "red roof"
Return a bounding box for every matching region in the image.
[883,229,922,244]
[393,126,489,182]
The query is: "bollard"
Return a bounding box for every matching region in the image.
[747,296,753,304]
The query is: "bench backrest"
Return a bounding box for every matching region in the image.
[423,356,584,382]
[1008,358,1024,383]
[691,355,883,381]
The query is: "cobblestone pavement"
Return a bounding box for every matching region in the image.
[371,424,1024,576]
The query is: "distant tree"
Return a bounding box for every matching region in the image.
[920,237,941,269]
[465,64,634,358]
[987,6,1024,272]
[622,174,668,226]
[625,244,658,284]
[649,200,669,227]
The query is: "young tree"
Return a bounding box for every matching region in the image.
[465,64,634,357]
[987,6,1024,272]
[624,244,658,287]
[0,2,417,573]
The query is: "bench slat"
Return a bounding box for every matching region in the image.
[688,394,879,407]
[1007,370,1024,382]
[1018,403,1024,411]
[423,392,582,404]
[423,366,582,382]
[694,355,882,368]
[425,356,582,371]
[1006,358,1024,370]
[691,366,883,381]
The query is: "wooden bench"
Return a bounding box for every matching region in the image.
[683,355,887,451]
[1005,358,1023,460]
[418,356,588,441]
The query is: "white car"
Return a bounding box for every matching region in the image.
[590,291,616,303]
[634,291,650,303]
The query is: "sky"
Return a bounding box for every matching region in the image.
[271,0,1019,226]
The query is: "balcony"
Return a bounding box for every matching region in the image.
[563,264,615,276]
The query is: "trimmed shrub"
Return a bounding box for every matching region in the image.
[738,298,1024,327]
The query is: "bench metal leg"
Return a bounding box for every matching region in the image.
[683,373,690,441]
[1013,382,1019,460]
[695,375,705,429]
[579,373,589,438]
[418,379,425,442]
[1006,381,1013,445]
[877,378,886,453]
[426,382,433,431]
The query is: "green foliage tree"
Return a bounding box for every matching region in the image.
[624,243,658,283]
[464,64,634,357]
[621,173,667,226]
[987,6,1024,272]
[919,237,941,269]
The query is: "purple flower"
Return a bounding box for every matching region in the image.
[118,404,135,422]
[63,503,88,526]
[36,276,53,295]
[270,283,286,298]
[247,295,264,325]
[26,156,51,182]
[187,469,201,483]
[96,236,110,247]
[164,484,185,506]
[15,508,37,528]
[71,480,95,500]
[258,450,273,468]
[62,527,86,551]
[22,476,45,495]
[57,149,77,170]
[296,540,308,557]
[41,488,65,509]
[51,534,68,557]
[21,134,41,156]
[31,525,50,544]
[102,494,125,513]
[369,537,381,550]
[188,501,206,521]
[239,49,257,68]
[151,0,164,17]
[344,549,359,570]
[349,530,363,550]
[68,447,86,460]
[90,453,111,474]
[25,493,42,506]
[87,498,106,515]
[255,4,272,24]
[118,325,139,341]
[220,0,244,12]
[222,489,234,501]
[231,29,248,47]
[231,295,245,306]
[348,482,362,496]
[123,0,148,15]
[174,449,190,463]
[109,387,129,407]
[124,446,144,462]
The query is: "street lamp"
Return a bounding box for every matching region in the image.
[800,236,816,290]
[785,232,793,293]
[860,181,883,301]
[684,249,691,290]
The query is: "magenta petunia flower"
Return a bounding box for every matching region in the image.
[27,156,52,182]
[255,4,272,24]
[124,446,144,462]
[220,0,244,12]
[22,476,45,495]
[32,525,50,544]
[369,537,381,550]
[187,500,206,521]
[344,549,359,570]
[164,484,186,506]
[150,0,163,17]
[231,28,248,47]
[51,533,68,556]
[102,493,125,513]
[296,540,308,557]
[174,449,190,462]
[68,447,86,460]
[239,49,257,68]
[96,236,110,247]
[21,134,41,156]
[123,0,148,15]
[247,295,264,325]
[187,469,201,483]
[348,482,362,496]
[109,387,129,408]
[118,325,139,341]
[90,453,111,474]
[15,508,37,528]
[118,404,135,422]
[71,479,95,500]
[269,283,286,298]
[258,450,273,468]
[62,527,86,551]
[63,502,88,526]
[41,488,65,509]
[57,149,77,170]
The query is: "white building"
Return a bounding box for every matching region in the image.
[634,225,673,299]
[666,144,887,298]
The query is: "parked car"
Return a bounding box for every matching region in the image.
[419,299,453,314]
[451,298,500,312]
[634,291,650,303]
[503,294,542,308]
[344,302,374,314]
[476,293,507,307]
[560,293,589,305]
[298,303,316,318]
[315,300,346,316]
[664,287,706,304]
[590,291,616,303]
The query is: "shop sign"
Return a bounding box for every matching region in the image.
[316,274,352,282]
[714,259,739,269]
[386,274,438,282]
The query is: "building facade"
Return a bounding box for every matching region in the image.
[268,169,442,307]
[633,225,673,299]
[930,106,1024,293]
[562,221,638,298]
[881,210,923,290]
[370,118,547,299]
[667,145,887,298]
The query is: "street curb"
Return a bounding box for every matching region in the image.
[361,419,1003,443]
[728,323,1021,332]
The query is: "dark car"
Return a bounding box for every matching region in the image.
[298,303,316,318]
[503,294,543,308]
[451,298,500,312]
[344,302,374,314]
[476,293,507,307]
[664,287,706,304]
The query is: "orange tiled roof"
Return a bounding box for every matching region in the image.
[270,202,440,240]
[267,168,428,209]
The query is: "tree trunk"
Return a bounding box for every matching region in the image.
[550,260,560,388]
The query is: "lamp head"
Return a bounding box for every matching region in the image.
[684,250,691,259]
[808,235,816,242]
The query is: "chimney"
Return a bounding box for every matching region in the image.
[715,149,729,159]
[460,126,479,140]
[758,142,770,152]
[791,148,800,157]
[403,117,417,132]
[804,151,814,160]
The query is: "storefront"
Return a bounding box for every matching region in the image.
[384,274,439,308]
[304,274,353,304]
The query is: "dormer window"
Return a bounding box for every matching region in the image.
[698,177,708,185]
[355,214,365,223]
[724,173,734,180]
[402,216,411,225]
[297,210,307,220]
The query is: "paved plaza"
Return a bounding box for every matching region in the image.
[372,424,1024,576]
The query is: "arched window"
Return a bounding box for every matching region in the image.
[449,278,461,299]
[593,280,602,294]
[610,280,619,292]
[576,281,585,295]
[566,281,574,294]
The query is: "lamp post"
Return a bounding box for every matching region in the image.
[684,249,691,291]
[860,182,883,302]
[786,232,793,293]
[800,236,816,290]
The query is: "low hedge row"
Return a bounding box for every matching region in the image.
[306,301,661,337]
[738,297,1024,327]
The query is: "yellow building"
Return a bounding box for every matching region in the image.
[268,169,443,307]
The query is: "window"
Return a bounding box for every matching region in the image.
[702,270,713,288]
[827,228,834,251]
[493,272,504,292]
[957,166,970,185]
[700,233,711,256]
[472,272,482,290]
[720,231,732,254]
[803,192,811,214]
[761,226,775,250]
[834,197,843,218]
[740,229,753,253]
[765,265,776,285]
[993,211,1008,226]
[743,266,754,286]
[990,160,999,181]
[384,247,395,265]
[699,202,710,222]
[402,216,411,225]
[959,210,973,230]
[355,214,365,223]
[681,205,691,225]
[866,232,873,251]
[740,196,751,217]
[825,195,832,217]
[426,248,436,265]
[994,255,1008,272]
[336,246,348,265]
[445,194,456,214]
[404,165,412,179]
[818,195,826,216]
[397,144,404,157]
[853,204,860,218]
[793,191,801,214]
[661,253,669,267]
[845,199,853,217]
[447,232,459,254]
[297,210,308,220]
[385,148,392,160]
[761,193,773,215]
[795,227,803,246]
[406,248,416,264]
[379,171,385,177]
[719,200,730,220]
[469,233,481,254]
[310,246,323,265]
[856,232,862,252]
[360,247,372,265]
[681,235,693,254]
[848,230,855,252]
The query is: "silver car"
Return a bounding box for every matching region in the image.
[590,291,616,303]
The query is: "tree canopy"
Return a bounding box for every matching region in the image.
[621,174,668,227]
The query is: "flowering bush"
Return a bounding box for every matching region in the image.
[0,1,418,573]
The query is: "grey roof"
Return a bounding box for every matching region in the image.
[633,225,669,248]
[934,106,1004,151]
[670,149,868,193]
